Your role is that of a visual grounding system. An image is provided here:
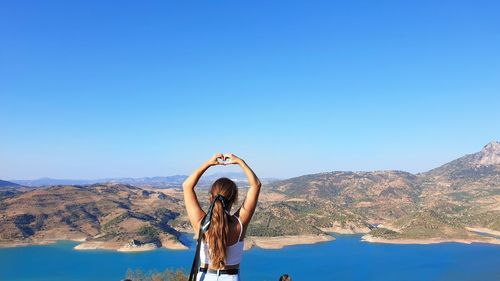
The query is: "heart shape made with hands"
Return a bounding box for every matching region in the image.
[216,154,234,165]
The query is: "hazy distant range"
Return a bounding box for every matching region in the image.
[8,172,280,188]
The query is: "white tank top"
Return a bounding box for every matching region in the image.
[199,214,244,266]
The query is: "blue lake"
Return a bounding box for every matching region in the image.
[1,235,499,281]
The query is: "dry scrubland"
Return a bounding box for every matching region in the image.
[1,141,499,250]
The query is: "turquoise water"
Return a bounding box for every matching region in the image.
[1,235,499,281]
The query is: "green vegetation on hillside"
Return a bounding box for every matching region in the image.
[125,268,187,281]
[137,226,160,242]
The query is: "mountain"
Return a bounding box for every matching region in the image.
[270,170,419,221]
[0,183,187,250]
[11,173,280,188]
[0,180,21,188]
[0,180,23,201]
[11,176,189,188]
[250,141,500,242]
[1,141,498,248]
[422,141,500,180]
[199,172,280,186]
[105,175,188,188]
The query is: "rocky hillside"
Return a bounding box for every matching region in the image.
[252,141,500,241]
[0,184,187,250]
[1,141,498,248]
[424,141,500,179]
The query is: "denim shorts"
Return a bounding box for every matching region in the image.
[196,271,240,281]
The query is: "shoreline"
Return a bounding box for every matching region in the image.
[319,226,370,235]
[74,239,188,252]
[0,234,336,251]
[243,234,335,250]
[3,232,500,251]
[0,237,87,249]
[361,234,500,245]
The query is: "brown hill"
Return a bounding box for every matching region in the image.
[256,141,500,242]
[1,141,499,248]
[0,184,186,250]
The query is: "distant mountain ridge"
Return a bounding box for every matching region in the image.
[10,175,188,188]
[10,173,281,188]
[0,180,21,188]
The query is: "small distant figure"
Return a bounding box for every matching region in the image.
[279,274,291,281]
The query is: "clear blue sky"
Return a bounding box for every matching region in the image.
[1,1,499,180]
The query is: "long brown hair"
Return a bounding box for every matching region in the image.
[204,177,238,268]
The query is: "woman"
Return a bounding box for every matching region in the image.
[183,153,262,281]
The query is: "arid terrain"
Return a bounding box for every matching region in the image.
[1,141,499,250]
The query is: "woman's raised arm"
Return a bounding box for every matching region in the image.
[224,153,262,227]
[182,153,223,232]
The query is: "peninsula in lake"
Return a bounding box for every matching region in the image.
[1,141,499,251]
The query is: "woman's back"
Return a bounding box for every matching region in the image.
[183,153,262,281]
[200,214,244,268]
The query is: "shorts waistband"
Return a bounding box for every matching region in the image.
[199,267,239,275]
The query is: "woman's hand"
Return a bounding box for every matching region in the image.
[207,153,225,167]
[223,153,244,165]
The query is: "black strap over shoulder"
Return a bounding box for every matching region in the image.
[188,194,229,281]
[188,216,205,281]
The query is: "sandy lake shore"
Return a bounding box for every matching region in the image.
[0,237,87,248]
[0,240,55,248]
[4,231,499,252]
[2,235,336,251]
[361,234,500,245]
[74,238,188,252]
[243,234,335,250]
